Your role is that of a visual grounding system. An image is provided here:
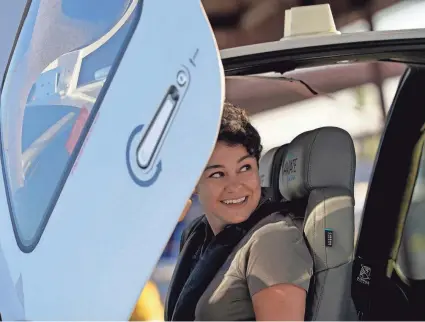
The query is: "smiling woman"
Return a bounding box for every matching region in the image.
[164,102,313,321]
[196,102,263,234]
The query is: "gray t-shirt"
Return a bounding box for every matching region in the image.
[195,213,313,321]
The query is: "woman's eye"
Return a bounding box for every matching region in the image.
[240,164,252,172]
[209,172,224,178]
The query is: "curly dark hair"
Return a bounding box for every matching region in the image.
[218,102,263,162]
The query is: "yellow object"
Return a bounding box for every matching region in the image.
[130,198,192,320]
[130,280,164,321]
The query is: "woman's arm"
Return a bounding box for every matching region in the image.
[245,221,313,321]
[252,283,307,321]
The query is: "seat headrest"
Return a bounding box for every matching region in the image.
[259,147,278,188]
[260,144,289,201]
[279,127,356,201]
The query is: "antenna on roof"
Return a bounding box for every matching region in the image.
[282,4,341,39]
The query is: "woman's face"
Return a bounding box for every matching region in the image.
[196,141,261,234]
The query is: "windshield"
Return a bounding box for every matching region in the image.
[0,0,141,251]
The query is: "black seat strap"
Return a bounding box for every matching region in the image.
[270,145,288,201]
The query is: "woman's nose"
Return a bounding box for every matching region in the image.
[224,176,243,192]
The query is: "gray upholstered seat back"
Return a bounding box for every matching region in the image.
[279,127,357,321]
[259,144,288,201]
[259,147,278,188]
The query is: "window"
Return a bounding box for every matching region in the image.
[0,0,141,252]
[247,62,405,237]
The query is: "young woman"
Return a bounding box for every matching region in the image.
[165,102,313,321]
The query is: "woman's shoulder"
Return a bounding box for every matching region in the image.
[236,212,313,295]
[247,212,305,246]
